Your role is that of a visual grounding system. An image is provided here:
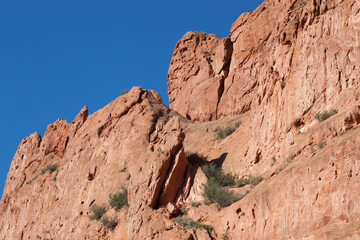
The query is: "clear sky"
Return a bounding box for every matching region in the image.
[0,0,264,197]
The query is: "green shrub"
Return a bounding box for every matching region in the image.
[315,109,338,122]
[201,162,259,207]
[236,176,263,188]
[201,163,235,187]
[175,216,213,231]
[215,121,241,140]
[109,187,128,210]
[201,163,249,207]
[235,178,250,188]
[176,216,197,229]
[26,175,39,184]
[198,223,214,231]
[41,164,59,175]
[89,204,107,221]
[222,233,229,240]
[202,179,240,207]
[101,216,118,230]
[249,176,263,186]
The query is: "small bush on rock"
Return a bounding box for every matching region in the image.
[201,163,235,187]
[89,204,106,221]
[175,216,213,232]
[202,179,241,207]
[41,164,59,175]
[236,176,263,188]
[101,216,118,230]
[215,121,241,140]
[109,187,128,210]
[315,109,338,122]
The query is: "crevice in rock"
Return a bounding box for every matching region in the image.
[87,166,97,181]
[153,143,189,209]
[254,150,262,164]
[215,77,225,119]
[64,136,69,150]
[221,38,233,78]
[175,153,209,204]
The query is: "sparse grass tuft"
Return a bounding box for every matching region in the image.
[109,187,128,210]
[89,204,107,221]
[222,233,229,240]
[41,165,59,175]
[175,216,213,232]
[26,175,39,184]
[215,121,241,140]
[315,109,338,122]
[235,176,263,188]
[101,216,118,230]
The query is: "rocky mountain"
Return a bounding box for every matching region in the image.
[1,0,360,239]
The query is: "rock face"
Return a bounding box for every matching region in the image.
[168,31,232,122]
[168,0,360,123]
[1,0,360,239]
[0,88,194,239]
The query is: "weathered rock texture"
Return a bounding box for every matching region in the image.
[1,0,360,239]
[168,0,360,212]
[0,88,195,239]
[169,0,360,123]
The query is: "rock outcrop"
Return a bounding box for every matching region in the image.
[1,0,360,239]
[168,0,360,191]
[169,0,360,123]
[0,88,196,239]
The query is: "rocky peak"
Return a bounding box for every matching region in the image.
[168,0,360,124]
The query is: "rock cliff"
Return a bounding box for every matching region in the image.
[1,0,360,239]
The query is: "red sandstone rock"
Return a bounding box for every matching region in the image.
[1,0,360,239]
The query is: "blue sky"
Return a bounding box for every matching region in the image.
[0,0,263,197]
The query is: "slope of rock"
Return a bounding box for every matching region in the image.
[0,87,195,239]
[1,0,360,239]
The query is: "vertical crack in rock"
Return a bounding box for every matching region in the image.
[216,77,225,119]
[154,144,189,208]
[216,38,233,118]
